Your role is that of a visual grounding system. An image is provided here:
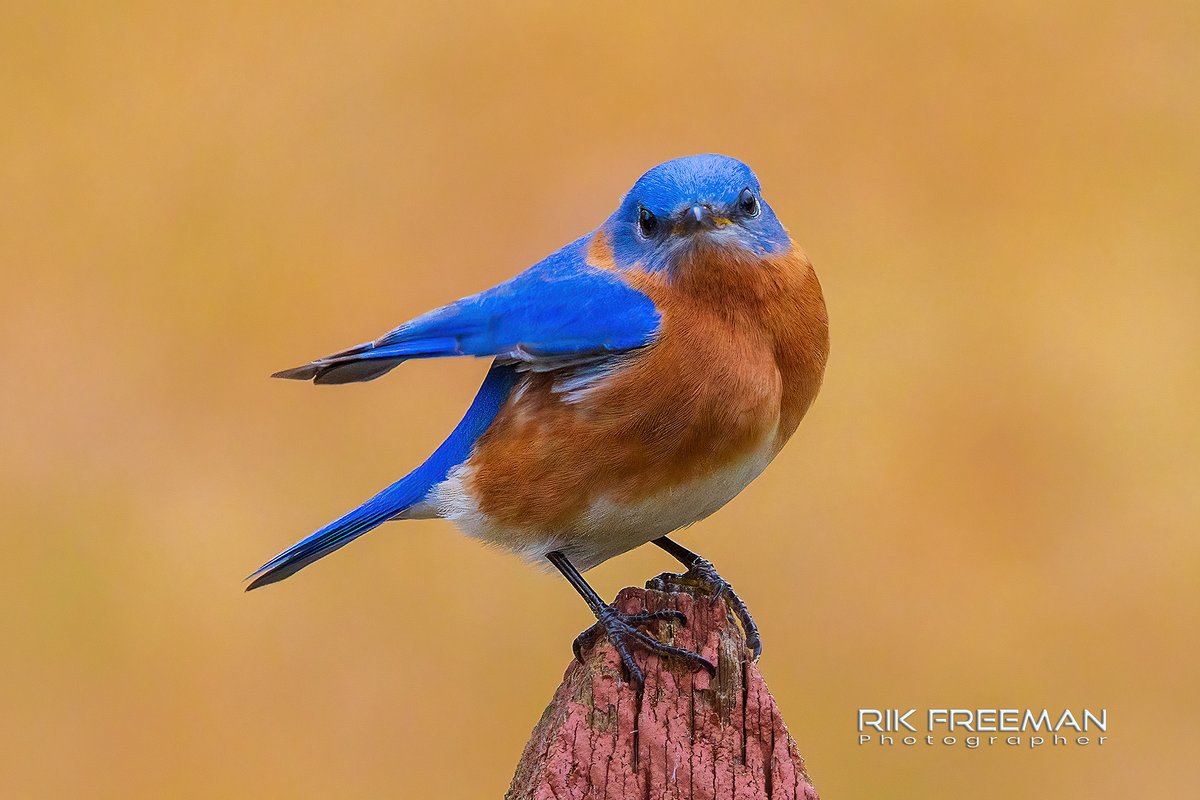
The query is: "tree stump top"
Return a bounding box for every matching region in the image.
[507,576,819,800]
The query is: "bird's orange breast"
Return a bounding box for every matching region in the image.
[462,235,828,541]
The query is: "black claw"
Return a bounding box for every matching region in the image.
[572,604,714,687]
[745,631,763,661]
[572,623,604,664]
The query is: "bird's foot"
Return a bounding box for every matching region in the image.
[648,560,762,661]
[573,605,716,689]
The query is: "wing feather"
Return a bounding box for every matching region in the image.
[273,235,660,384]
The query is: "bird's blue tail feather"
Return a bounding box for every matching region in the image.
[246,363,517,590]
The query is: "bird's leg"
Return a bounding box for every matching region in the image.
[546,551,716,689]
[649,536,762,660]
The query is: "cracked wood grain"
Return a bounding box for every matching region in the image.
[506,577,820,800]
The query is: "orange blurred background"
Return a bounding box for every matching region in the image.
[2,3,1197,798]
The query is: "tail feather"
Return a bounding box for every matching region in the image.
[246,362,517,590]
[272,338,462,385]
[245,488,410,590]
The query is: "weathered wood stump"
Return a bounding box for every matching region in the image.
[507,574,820,800]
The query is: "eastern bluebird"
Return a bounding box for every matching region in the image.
[249,154,829,685]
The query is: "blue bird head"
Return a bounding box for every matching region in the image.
[603,154,790,272]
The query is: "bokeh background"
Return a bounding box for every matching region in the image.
[3,2,1198,798]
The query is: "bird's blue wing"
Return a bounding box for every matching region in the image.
[273,235,661,384]
[247,234,660,590]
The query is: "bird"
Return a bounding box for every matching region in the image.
[248,154,829,687]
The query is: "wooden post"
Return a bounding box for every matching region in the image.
[506,574,820,800]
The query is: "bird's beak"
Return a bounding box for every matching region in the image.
[676,203,732,235]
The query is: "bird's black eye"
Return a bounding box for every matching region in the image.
[738,188,760,218]
[637,205,658,237]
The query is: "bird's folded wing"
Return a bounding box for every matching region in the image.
[273,237,661,384]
